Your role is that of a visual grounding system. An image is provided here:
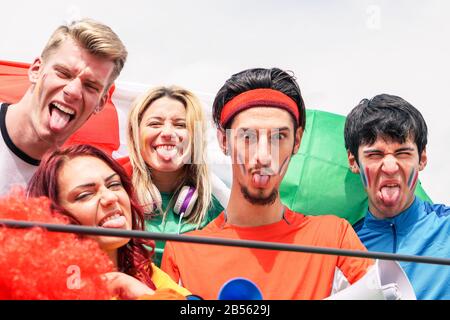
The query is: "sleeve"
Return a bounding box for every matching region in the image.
[336,218,374,285]
[160,241,181,285]
[151,263,191,296]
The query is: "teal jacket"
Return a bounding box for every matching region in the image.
[355,197,450,299]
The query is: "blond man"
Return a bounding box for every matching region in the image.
[0,19,127,195]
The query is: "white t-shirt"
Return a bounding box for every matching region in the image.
[0,103,39,196]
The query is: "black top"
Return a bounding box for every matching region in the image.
[0,103,40,166]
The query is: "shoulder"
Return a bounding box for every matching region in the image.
[181,212,226,238]
[287,210,361,248]
[299,212,351,228]
[288,209,353,234]
[423,201,450,218]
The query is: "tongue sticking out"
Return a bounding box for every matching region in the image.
[101,215,127,229]
[252,174,270,188]
[380,186,400,206]
[156,147,178,161]
[49,107,71,132]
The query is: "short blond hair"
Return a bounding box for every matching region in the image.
[41,18,127,84]
[127,86,212,227]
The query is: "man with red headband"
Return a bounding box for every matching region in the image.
[161,68,373,299]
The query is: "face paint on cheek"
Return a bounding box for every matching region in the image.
[365,166,371,188]
[277,157,290,176]
[358,163,370,188]
[407,168,418,190]
[33,73,46,95]
[237,152,246,176]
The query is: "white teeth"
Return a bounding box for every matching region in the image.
[52,102,75,115]
[155,145,176,150]
[100,213,121,226]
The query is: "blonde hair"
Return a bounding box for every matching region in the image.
[127,86,212,227]
[41,18,127,86]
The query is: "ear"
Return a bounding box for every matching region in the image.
[217,128,228,155]
[28,57,42,84]
[348,151,360,173]
[94,90,110,114]
[418,148,427,171]
[292,127,303,154]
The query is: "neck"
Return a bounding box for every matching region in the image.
[226,182,285,227]
[106,249,119,268]
[6,94,53,160]
[151,168,185,193]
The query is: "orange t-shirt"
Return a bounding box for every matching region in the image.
[161,208,372,300]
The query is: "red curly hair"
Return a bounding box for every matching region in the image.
[0,193,114,299]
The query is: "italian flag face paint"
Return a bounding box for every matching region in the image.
[408,168,418,190]
[358,163,370,188]
[237,153,247,176]
[277,157,290,176]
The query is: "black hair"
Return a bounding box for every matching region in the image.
[344,94,428,163]
[212,68,306,131]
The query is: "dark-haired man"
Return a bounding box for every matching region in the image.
[162,68,373,300]
[345,94,450,299]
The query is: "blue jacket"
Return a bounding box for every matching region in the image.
[355,197,450,300]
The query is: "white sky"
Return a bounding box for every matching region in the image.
[1,0,449,203]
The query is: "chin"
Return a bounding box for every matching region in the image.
[156,165,182,173]
[156,161,184,172]
[100,237,130,251]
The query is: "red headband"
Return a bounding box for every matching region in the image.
[220,88,299,127]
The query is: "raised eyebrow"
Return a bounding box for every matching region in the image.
[272,127,290,133]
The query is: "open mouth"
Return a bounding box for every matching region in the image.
[154,144,178,160]
[98,211,126,229]
[49,102,76,131]
[251,172,271,188]
[378,183,401,205]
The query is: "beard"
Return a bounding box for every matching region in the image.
[240,184,278,206]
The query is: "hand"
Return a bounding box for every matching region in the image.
[103,272,155,300]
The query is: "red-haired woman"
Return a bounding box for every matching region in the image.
[27,144,191,299]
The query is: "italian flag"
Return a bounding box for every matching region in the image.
[0,60,431,224]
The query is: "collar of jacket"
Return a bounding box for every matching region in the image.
[363,197,426,233]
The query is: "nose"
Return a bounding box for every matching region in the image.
[254,134,272,167]
[63,78,82,101]
[99,187,119,208]
[381,154,399,175]
[160,123,177,140]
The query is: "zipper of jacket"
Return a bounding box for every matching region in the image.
[390,223,397,253]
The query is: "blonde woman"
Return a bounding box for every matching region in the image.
[119,86,225,266]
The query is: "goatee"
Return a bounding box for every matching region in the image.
[240,184,278,206]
